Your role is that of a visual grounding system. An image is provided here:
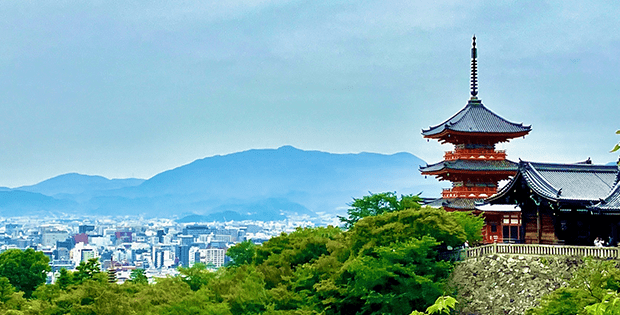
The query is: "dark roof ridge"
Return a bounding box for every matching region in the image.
[489,160,620,205]
[421,99,531,136]
[422,102,472,134]
[419,159,518,173]
[520,162,560,201]
[524,161,618,173]
[487,171,521,202]
[591,180,620,211]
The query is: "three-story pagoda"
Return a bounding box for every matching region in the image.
[420,36,531,242]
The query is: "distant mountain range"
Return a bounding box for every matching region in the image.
[0,146,442,221]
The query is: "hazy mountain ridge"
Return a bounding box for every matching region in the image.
[16,173,145,197]
[0,190,78,217]
[1,146,442,220]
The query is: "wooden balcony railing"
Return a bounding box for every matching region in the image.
[444,149,507,161]
[442,186,498,199]
[464,244,620,260]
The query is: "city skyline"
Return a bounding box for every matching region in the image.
[1,1,619,187]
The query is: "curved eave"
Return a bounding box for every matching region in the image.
[420,168,516,176]
[422,129,531,141]
[486,172,521,203]
[518,162,560,202]
[420,159,518,175]
[441,198,481,210]
[421,100,532,138]
[591,179,620,211]
[487,162,561,203]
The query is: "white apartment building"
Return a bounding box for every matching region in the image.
[197,248,226,268]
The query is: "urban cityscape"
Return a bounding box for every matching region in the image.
[0,215,325,284]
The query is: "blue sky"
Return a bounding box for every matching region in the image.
[0,1,618,187]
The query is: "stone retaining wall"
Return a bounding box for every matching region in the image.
[448,255,583,315]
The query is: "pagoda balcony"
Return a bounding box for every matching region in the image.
[444,149,506,161]
[442,186,498,199]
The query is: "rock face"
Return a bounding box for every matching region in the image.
[448,255,583,315]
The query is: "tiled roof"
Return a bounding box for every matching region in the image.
[592,170,620,211]
[491,161,618,203]
[420,159,517,173]
[442,198,481,210]
[422,197,446,208]
[422,198,481,210]
[422,99,531,136]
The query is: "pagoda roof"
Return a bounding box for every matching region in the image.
[422,99,531,139]
[442,198,480,210]
[420,159,517,174]
[422,197,479,210]
[489,161,618,204]
[591,169,620,212]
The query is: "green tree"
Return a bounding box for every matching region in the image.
[205,265,268,315]
[340,192,422,228]
[56,268,74,289]
[178,263,215,291]
[254,226,342,289]
[0,277,15,303]
[347,207,468,253]
[227,240,256,267]
[0,248,50,298]
[129,268,148,285]
[74,258,104,284]
[130,277,194,314]
[331,236,451,314]
[448,211,485,244]
[317,208,463,315]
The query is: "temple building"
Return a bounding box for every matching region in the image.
[488,160,620,245]
[421,36,531,243]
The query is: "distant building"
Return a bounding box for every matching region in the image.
[70,243,99,265]
[57,238,75,251]
[213,234,232,242]
[89,235,111,247]
[177,235,194,267]
[42,230,69,247]
[201,248,226,268]
[114,231,132,244]
[183,225,214,237]
[74,233,88,244]
[156,230,165,244]
[79,225,95,234]
[5,224,20,237]
[81,248,95,262]
[55,247,70,261]
[153,248,165,268]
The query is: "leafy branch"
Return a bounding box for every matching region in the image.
[611,130,620,155]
